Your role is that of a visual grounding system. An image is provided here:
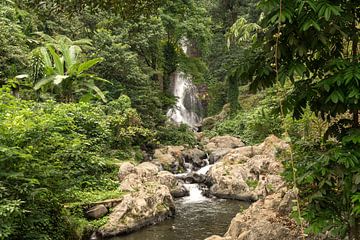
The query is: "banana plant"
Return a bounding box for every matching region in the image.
[32,34,108,102]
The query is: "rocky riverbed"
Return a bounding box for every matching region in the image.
[87,134,305,240]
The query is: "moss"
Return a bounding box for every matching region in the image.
[246,179,259,190]
[65,189,125,209]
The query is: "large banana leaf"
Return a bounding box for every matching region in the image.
[77,58,104,74]
[39,47,52,67]
[34,75,56,90]
[34,75,68,90]
[84,82,107,102]
[47,45,64,75]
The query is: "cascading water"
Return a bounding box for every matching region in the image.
[112,160,250,240]
[177,161,212,204]
[167,41,203,128]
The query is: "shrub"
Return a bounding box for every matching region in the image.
[0,90,149,239]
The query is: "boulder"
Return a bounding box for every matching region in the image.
[158,171,189,198]
[182,148,207,169]
[183,172,206,184]
[119,161,188,198]
[205,189,302,240]
[206,135,287,201]
[208,148,232,164]
[96,184,175,238]
[118,162,136,182]
[153,146,185,173]
[204,135,245,153]
[86,204,108,219]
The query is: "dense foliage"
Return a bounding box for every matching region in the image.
[0,0,359,239]
[0,89,150,239]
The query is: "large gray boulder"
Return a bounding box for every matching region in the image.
[86,204,108,219]
[96,184,175,238]
[204,135,245,153]
[205,189,302,240]
[118,162,188,198]
[152,146,185,173]
[206,135,288,201]
[204,135,245,165]
[182,148,208,170]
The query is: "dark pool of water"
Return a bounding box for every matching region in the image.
[109,198,250,240]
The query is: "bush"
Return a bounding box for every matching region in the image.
[0,91,149,239]
[206,89,282,144]
[284,140,360,239]
[156,123,197,147]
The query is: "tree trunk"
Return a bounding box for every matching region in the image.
[350,217,360,240]
[352,10,358,128]
[353,109,359,128]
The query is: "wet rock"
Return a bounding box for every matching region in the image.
[183,172,206,184]
[182,148,207,169]
[158,171,189,198]
[97,184,175,238]
[86,204,108,219]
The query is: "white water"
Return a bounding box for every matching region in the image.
[196,163,212,175]
[176,161,212,204]
[181,183,209,204]
[167,41,202,128]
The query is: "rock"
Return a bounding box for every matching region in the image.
[224,191,301,240]
[183,172,206,184]
[205,135,245,153]
[207,190,301,240]
[86,204,108,219]
[208,148,232,164]
[119,161,187,198]
[182,148,207,169]
[170,184,189,198]
[97,184,175,238]
[208,163,258,201]
[202,104,230,131]
[206,135,287,201]
[118,162,136,182]
[158,171,189,198]
[153,146,185,173]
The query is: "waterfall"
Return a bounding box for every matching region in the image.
[166,40,203,128]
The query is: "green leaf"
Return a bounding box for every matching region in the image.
[34,75,55,90]
[47,45,64,75]
[39,47,52,67]
[53,75,68,85]
[84,82,107,102]
[77,58,104,74]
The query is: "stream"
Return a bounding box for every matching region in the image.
[109,163,250,240]
[109,40,250,240]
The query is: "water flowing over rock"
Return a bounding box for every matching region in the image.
[167,41,203,128]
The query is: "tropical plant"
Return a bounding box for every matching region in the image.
[31,34,108,102]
